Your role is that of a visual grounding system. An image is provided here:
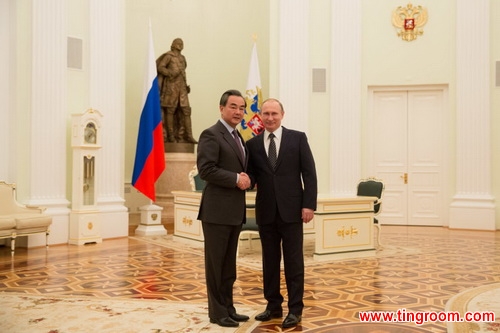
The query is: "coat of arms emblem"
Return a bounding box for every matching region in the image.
[392,3,428,41]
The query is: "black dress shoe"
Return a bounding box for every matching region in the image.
[229,313,249,322]
[209,317,239,327]
[255,309,283,321]
[282,313,302,328]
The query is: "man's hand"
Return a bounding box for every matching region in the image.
[302,208,314,223]
[237,172,251,190]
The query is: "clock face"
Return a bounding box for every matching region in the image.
[84,123,97,144]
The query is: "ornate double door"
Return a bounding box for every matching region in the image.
[367,86,449,226]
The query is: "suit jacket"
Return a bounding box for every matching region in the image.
[197,120,248,225]
[247,127,317,225]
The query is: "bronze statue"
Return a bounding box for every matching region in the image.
[157,38,197,143]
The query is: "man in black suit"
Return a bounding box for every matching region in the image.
[247,98,317,329]
[197,89,251,328]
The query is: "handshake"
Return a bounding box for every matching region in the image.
[237,172,251,190]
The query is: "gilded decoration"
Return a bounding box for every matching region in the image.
[337,226,359,239]
[392,3,428,41]
[182,216,193,227]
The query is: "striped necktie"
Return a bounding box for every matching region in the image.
[268,133,277,169]
[232,130,244,160]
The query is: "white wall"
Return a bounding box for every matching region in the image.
[492,0,500,228]
[0,0,11,180]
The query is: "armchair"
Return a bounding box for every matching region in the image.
[188,165,206,191]
[0,181,52,255]
[356,177,384,248]
[238,203,259,256]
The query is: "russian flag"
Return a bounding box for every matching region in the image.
[132,22,165,201]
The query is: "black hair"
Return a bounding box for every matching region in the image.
[219,89,246,107]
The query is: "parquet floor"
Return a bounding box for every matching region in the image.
[1,223,500,332]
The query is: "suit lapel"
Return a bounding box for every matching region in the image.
[235,130,247,167]
[274,127,288,171]
[260,128,287,171]
[256,134,273,171]
[220,121,245,166]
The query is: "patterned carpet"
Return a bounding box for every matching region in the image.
[445,282,500,333]
[1,225,500,332]
[1,293,260,332]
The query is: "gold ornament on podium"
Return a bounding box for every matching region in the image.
[392,3,428,42]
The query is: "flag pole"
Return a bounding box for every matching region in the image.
[133,19,167,236]
[240,35,264,141]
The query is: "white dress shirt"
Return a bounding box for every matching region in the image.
[264,126,282,158]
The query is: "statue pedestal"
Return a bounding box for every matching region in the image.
[165,142,195,153]
[155,149,196,224]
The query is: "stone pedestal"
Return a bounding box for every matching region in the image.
[155,151,196,222]
[165,142,195,153]
[134,204,166,236]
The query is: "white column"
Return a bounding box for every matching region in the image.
[329,0,362,197]
[28,0,70,245]
[89,0,129,238]
[277,0,309,133]
[0,0,11,179]
[449,0,495,230]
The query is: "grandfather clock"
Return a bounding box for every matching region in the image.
[69,109,103,245]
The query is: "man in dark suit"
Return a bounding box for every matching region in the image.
[197,89,251,328]
[247,98,317,329]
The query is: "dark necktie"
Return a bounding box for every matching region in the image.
[232,130,244,160]
[268,133,277,169]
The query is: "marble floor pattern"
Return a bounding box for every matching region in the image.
[1,224,500,332]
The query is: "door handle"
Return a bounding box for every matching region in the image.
[400,173,408,184]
